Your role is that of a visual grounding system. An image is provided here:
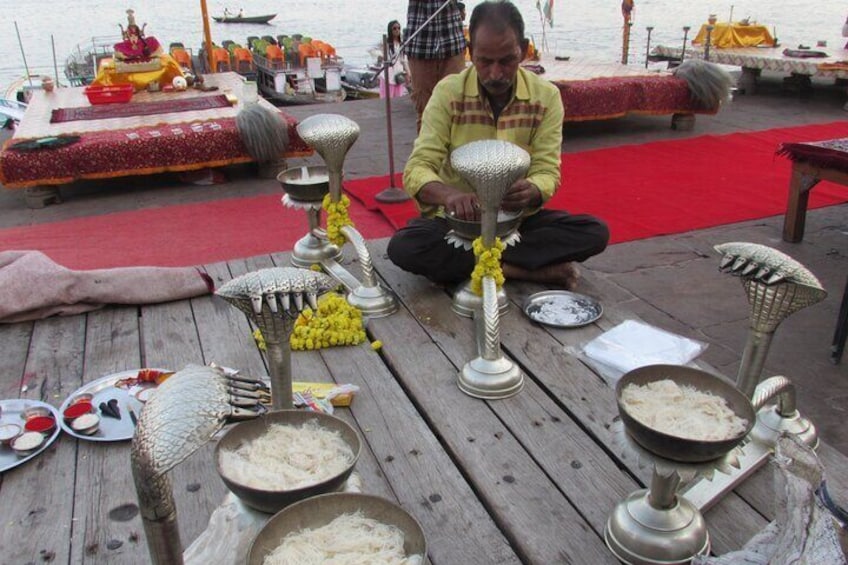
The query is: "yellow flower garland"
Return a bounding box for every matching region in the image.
[290,292,367,350]
[323,194,353,246]
[470,236,505,296]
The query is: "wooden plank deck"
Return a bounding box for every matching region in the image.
[1,239,847,563]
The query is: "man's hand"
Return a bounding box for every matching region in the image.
[500,179,542,212]
[419,181,481,220]
[444,192,481,220]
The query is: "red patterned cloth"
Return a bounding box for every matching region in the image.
[554,75,716,122]
[0,113,312,188]
[776,137,848,172]
[51,94,232,123]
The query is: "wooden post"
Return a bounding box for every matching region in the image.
[621,21,633,64]
[644,26,653,68]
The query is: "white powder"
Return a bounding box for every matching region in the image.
[621,379,748,441]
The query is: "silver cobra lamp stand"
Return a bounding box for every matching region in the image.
[286,113,397,318]
[132,364,267,565]
[677,243,828,511]
[450,140,530,399]
[715,242,828,399]
[215,267,338,410]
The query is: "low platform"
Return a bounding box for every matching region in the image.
[0,73,312,197]
[651,44,848,98]
[535,55,719,128]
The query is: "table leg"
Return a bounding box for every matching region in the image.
[671,113,695,131]
[24,186,62,209]
[832,276,848,364]
[782,166,818,243]
[738,67,760,95]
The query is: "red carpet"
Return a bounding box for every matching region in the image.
[0,193,395,270]
[2,121,846,270]
[344,121,848,243]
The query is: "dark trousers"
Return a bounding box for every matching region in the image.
[386,210,610,284]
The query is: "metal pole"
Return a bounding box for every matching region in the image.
[681,26,690,62]
[374,34,409,203]
[704,25,713,61]
[644,26,653,68]
[621,21,632,64]
[14,21,33,86]
[51,34,60,84]
[200,0,215,73]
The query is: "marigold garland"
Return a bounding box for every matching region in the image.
[252,328,266,351]
[290,292,367,350]
[470,236,505,296]
[323,194,353,246]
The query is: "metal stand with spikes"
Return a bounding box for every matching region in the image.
[604,244,830,564]
[449,140,530,399]
[286,113,397,318]
[677,243,828,511]
[215,267,338,409]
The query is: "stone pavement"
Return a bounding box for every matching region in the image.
[1,71,846,454]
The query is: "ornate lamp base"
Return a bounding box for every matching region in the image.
[458,356,524,399]
[292,234,341,267]
[605,489,710,565]
[451,281,509,318]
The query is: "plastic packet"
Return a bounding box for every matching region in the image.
[576,319,709,386]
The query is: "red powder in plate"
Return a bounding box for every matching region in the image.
[24,415,56,433]
[63,402,93,419]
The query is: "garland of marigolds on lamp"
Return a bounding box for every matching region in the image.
[323,194,353,246]
[470,236,506,295]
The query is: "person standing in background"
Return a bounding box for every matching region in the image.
[405,0,467,131]
[380,20,411,98]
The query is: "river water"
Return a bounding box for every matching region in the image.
[1,0,843,93]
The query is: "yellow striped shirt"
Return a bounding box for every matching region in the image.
[404,66,564,217]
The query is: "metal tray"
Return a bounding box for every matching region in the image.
[523,290,603,328]
[58,368,170,442]
[0,399,62,473]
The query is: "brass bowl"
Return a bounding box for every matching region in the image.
[277,165,330,202]
[445,210,522,240]
[615,364,754,463]
[215,409,361,514]
[247,492,428,564]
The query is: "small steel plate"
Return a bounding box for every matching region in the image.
[0,399,61,473]
[523,290,603,328]
[58,369,170,442]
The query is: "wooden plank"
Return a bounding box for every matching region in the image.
[72,306,147,564]
[0,322,32,398]
[321,338,522,564]
[138,296,227,551]
[0,316,85,563]
[366,242,618,563]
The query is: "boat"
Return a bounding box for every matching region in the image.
[340,66,381,100]
[251,49,346,105]
[207,36,347,105]
[64,35,122,86]
[212,13,276,24]
[0,97,27,128]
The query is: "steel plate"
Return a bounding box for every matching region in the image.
[58,368,170,442]
[523,290,603,328]
[0,399,61,473]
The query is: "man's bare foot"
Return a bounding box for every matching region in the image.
[503,261,580,290]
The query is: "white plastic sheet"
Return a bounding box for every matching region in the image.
[579,319,708,385]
